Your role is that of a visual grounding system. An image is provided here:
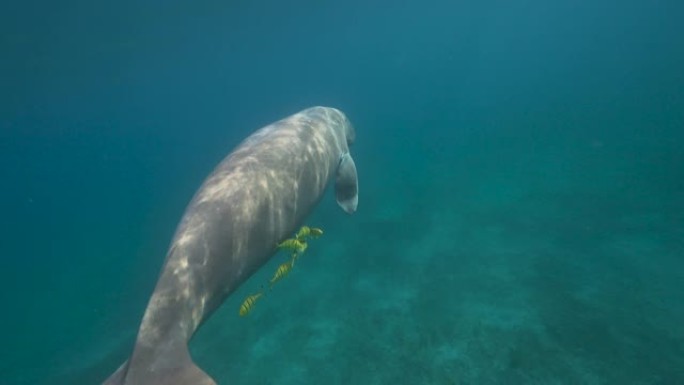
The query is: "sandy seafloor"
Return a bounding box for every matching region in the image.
[9,130,682,385]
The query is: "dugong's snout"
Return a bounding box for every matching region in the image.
[344,120,356,146]
[323,106,355,146]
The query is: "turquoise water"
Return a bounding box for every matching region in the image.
[2,1,683,384]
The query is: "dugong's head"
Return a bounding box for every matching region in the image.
[324,107,358,214]
[310,106,355,148]
[339,112,355,146]
[301,106,359,214]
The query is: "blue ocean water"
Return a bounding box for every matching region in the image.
[1,0,683,384]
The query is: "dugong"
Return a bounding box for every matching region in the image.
[104,106,358,385]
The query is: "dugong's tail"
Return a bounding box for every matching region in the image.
[102,346,216,385]
[102,361,128,385]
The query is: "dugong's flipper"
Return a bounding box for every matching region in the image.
[335,152,359,214]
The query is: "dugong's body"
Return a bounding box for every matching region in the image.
[104,106,358,385]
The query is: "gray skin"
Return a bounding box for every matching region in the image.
[104,106,358,385]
